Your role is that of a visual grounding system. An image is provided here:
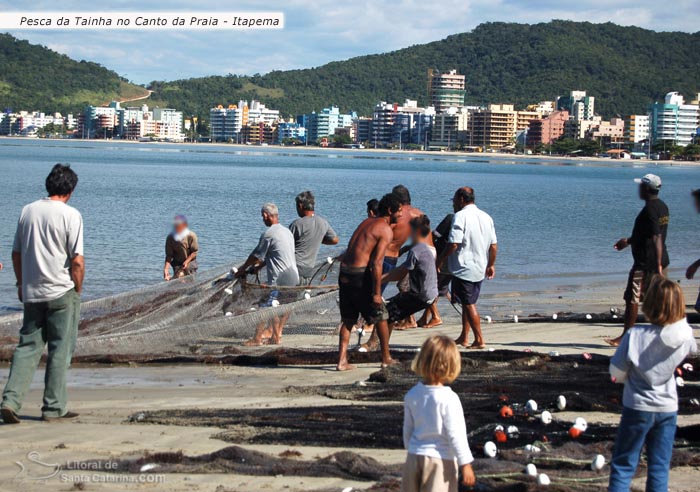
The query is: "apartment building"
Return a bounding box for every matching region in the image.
[372,100,435,147]
[527,110,570,146]
[649,92,700,146]
[430,107,469,148]
[428,69,466,112]
[624,115,650,144]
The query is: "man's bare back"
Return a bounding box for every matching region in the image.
[342,217,393,269]
[386,205,429,257]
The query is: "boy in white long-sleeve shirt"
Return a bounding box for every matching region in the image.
[608,278,697,492]
[402,335,475,492]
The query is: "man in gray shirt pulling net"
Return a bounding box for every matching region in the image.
[2,164,84,424]
[382,215,439,326]
[289,191,339,285]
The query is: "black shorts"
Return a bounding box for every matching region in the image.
[339,266,389,324]
[386,292,433,323]
[437,273,452,297]
[451,277,482,306]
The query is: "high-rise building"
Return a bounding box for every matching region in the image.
[527,110,569,146]
[353,117,373,144]
[430,107,470,149]
[210,105,243,142]
[587,118,625,144]
[557,91,595,121]
[302,106,355,143]
[624,115,650,144]
[648,92,700,147]
[467,104,540,150]
[371,100,435,147]
[428,69,466,112]
[276,122,306,144]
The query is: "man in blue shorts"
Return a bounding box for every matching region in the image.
[436,187,497,349]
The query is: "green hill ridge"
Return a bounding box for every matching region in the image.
[0,33,149,114]
[148,20,700,119]
[2,21,700,119]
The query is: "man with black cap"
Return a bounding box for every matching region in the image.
[685,189,700,312]
[608,174,669,346]
[164,215,199,280]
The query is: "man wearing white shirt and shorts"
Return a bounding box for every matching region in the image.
[436,187,497,349]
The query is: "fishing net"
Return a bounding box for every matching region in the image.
[0,257,342,359]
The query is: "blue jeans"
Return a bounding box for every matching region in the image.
[608,407,677,492]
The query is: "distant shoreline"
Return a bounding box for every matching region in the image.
[1,135,695,167]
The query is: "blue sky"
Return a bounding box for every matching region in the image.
[1,0,698,83]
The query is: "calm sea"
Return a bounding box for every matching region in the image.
[1,139,699,310]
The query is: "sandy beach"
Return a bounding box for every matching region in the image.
[2,135,696,168]
[1,315,698,492]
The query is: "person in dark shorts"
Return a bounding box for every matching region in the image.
[382,215,438,326]
[417,213,454,328]
[337,193,403,371]
[608,174,670,346]
[436,187,497,349]
[685,189,700,313]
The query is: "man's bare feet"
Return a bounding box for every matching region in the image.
[381,358,399,368]
[423,318,443,328]
[467,342,486,350]
[244,338,264,347]
[416,314,429,327]
[336,362,357,371]
[455,337,468,347]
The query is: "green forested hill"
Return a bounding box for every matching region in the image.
[0,34,148,113]
[148,20,700,119]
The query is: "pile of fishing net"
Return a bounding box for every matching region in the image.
[123,351,699,491]
[0,259,342,360]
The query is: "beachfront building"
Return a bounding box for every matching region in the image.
[0,111,75,136]
[210,100,280,143]
[80,101,183,140]
[624,115,650,145]
[210,105,242,142]
[353,117,373,145]
[371,100,435,148]
[276,121,306,144]
[648,92,700,147]
[430,107,469,149]
[527,110,569,147]
[120,104,184,141]
[428,69,466,112]
[300,106,355,144]
[80,101,121,139]
[466,104,543,150]
[239,122,276,145]
[586,117,625,145]
[526,101,556,117]
[557,90,595,121]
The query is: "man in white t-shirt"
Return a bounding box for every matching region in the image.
[436,187,497,349]
[2,164,84,424]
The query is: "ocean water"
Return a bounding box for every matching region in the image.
[1,139,699,310]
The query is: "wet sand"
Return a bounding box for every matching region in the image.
[1,319,699,492]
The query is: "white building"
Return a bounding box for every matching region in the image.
[649,92,700,147]
[624,115,650,144]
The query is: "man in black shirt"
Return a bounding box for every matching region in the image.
[607,174,669,346]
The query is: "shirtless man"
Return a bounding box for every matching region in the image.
[371,185,429,337]
[336,193,403,371]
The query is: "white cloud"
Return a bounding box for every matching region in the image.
[0,0,696,82]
